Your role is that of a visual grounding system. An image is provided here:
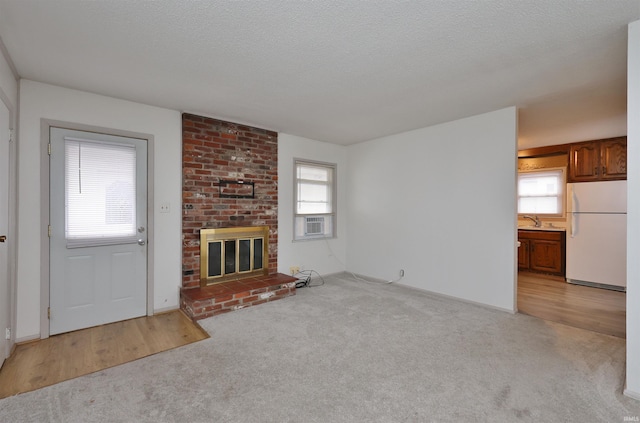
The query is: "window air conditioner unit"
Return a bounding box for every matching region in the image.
[304,216,325,236]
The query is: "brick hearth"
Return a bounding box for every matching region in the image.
[180,273,297,321]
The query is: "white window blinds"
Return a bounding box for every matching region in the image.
[294,159,336,240]
[65,137,137,247]
[296,164,333,214]
[518,169,564,215]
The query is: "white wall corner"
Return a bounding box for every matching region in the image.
[277,133,348,277]
[346,107,517,311]
[626,19,640,399]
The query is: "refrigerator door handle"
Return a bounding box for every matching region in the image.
[570,189,577,238]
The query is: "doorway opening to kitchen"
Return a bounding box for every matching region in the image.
[516,141,627,339]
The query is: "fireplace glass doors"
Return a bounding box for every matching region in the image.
[200,226,269,286]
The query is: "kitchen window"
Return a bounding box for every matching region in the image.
[294,159,336,241]
[518,168,565,216]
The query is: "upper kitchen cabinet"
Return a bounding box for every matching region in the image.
[600,138,627,180]
[568,137,627,182]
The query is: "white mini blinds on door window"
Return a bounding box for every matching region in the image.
[65,137,138,247]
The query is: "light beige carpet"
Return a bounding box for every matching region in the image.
[0,273,638,422]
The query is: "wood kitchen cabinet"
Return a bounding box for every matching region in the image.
[568,137,626,182]
[518,230,566,277]
[517,238,530,270]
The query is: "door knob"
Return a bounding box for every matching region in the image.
[137,239,146,246]
[0,235,6,243]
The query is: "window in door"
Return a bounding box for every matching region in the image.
[65,137,138,247]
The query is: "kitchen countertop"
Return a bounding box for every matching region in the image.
[518,226,566,232]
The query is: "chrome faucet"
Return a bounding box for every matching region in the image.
[523,215,541,227]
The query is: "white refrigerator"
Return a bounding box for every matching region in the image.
[566,180,626,290]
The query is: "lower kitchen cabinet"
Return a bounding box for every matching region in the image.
[518,230,566,276]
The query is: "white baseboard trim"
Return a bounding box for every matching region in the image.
[342,271,517,314]
[153,305,180,315]
[345,272,391,284]
[318,271,353,279]
[624,388,640,401]
[398,282,517,314]
[15,333,41,344]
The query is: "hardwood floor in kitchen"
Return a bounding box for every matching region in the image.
[517,272,626,338]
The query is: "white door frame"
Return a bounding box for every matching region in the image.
[40,119,155,339]
[0,90,16,362]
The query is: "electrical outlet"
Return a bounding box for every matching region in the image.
[160,202,170,213]
[289,266,300,275]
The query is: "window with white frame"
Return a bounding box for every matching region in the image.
[518,168,565,216]
[294,159,336,241]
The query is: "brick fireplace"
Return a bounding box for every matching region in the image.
[180,113,295,320]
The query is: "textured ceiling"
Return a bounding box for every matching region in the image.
[0,0,638,145]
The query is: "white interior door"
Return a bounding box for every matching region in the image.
[0,100,10,367]
[50,128,147,335]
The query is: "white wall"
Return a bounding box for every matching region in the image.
[278,134,348,276]
[626,19,640,400]
[0,47,17,112]
[17,80,182,340]
[518,87,627,149]
[346,107,518,311]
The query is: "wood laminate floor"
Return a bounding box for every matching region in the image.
[0,310,209,399]
[517,272,626,338]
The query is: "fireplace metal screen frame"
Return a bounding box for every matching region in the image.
[200,226,269,286]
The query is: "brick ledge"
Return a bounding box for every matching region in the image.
[180,273,297,321]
